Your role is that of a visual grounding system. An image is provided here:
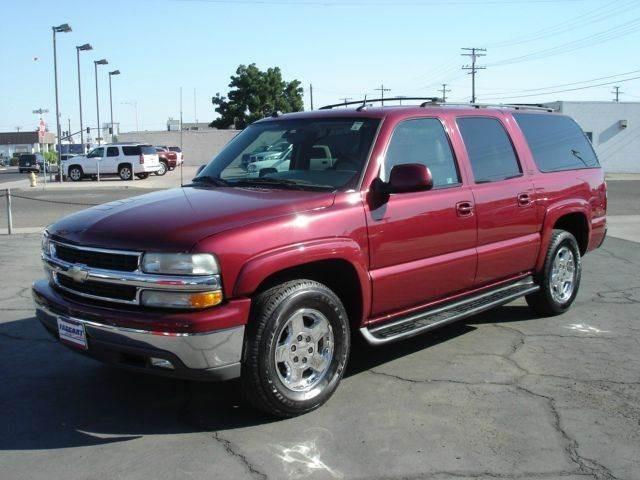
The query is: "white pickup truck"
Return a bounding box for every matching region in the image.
[62,143,161,181]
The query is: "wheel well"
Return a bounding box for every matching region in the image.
[118,162,132,171]
[68,164,83,172]
[253,259,363,328]
[554,213,589,254]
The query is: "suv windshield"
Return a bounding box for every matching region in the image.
[195,118,380,191]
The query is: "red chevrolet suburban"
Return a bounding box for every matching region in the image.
[33,100,607,417]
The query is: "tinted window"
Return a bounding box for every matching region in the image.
[122,146,141,156]
[168,147,181,152]
[106,147,119,157]
[513,113,599,172]
[457,117,521,183]
[20,154,36,161]
[141,145,156,155]
[384,118,460,187]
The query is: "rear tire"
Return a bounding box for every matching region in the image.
[68,166,83,182]
[241,280,350,417]
[118,165,133,181]
[526,229,582,316]
[135,173,149,180]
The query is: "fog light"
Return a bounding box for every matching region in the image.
[150,357,174,370]
[140,290,223,309]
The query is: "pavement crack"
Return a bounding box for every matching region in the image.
[368,369,511,387]
[213,431,268,480]
[514,384,619,480]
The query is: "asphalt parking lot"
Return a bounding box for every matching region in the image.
[1,185,639,479]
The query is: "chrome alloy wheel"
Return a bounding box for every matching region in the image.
[274,308,334,392]
[550,246,576,303]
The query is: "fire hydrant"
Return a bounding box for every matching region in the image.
[29,171,37,187]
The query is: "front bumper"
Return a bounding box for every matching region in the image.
[32,280,249,381]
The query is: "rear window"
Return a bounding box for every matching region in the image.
[168,146,181,152]
[122,146,141,156]
[141,145,156,155]
[20,154,36,161]
[513,113,600,172]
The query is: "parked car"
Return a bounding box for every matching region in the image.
[61,143,160,181]
[154,147,178,176]
[241,141,292,170]
[158,146,183,166]
[246,145,335,177]
[33,103,607,417]
[18,153,44,173]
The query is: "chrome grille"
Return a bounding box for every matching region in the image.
[53,242,140,272]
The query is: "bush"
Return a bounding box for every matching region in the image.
[44,151,58,164]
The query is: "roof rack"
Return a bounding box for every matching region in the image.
[319,97,555,112]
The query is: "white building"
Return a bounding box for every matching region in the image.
[544,101,640,173]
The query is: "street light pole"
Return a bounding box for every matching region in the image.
[108,70,120,142]
[52,23,72,182]
[76,43,92,152]
[94,59,108,145]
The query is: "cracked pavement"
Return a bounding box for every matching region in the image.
[1,223,639,478]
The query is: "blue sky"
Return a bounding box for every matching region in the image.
[1,0,640,133]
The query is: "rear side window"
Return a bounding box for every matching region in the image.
[457,117,521,183]
[168,146,181,152]
[384,118,460,188]
[513,113,599,172]
[106,147,119,157]
[122,146,141,156]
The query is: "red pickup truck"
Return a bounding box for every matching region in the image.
[33,101,606,417]
[154,147,178,175]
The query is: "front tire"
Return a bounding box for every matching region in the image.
[526,229,582,316]
[154,161,167,176]
[68,166,83,182]
[241,280,350,417]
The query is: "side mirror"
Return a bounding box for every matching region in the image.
[382,163,433,194]
[196,165,206,175]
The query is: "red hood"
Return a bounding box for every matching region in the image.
[48,186,335,251]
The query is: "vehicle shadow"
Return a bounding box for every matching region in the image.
[0,305,537,451]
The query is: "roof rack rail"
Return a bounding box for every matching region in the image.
[319,97,555,112]
[320,97,440,109]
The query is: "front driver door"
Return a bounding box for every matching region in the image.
[366,117,477,318]
[84,147,104,174]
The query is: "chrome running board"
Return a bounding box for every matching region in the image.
[360,276,539,345]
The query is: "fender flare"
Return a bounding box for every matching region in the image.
[233,237,371,320]
[535,200,591,272]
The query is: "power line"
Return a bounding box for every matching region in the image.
[461,48,486,103]
[480,74,640,100]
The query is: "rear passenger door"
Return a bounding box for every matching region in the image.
[456,116,538,286]
[366,118,477,317]
[104,146,120,173]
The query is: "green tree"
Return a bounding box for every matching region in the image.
[210,64,304,129]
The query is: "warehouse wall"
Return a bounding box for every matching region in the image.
[117,129,240,166]
[545,101,640,173]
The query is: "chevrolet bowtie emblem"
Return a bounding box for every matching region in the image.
[68,265,90,283]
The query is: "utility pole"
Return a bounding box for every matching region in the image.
[15,126,21,132]
[612,86,623,102]
[194,88,197,123]
[339,97,352,107]
[440,84,451,102]
[461,47,486,103]
[179,87,183,187]
[68,118,71,142]
[374,84,391,105]
[309,83,314,110]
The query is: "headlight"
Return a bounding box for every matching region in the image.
[141,253,219,275]
[41,231,52,256]
[140,290,223,309]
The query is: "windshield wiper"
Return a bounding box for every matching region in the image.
[191,176,230,187]
[230,177,333,191]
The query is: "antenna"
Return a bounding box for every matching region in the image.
[357,95,368,112]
